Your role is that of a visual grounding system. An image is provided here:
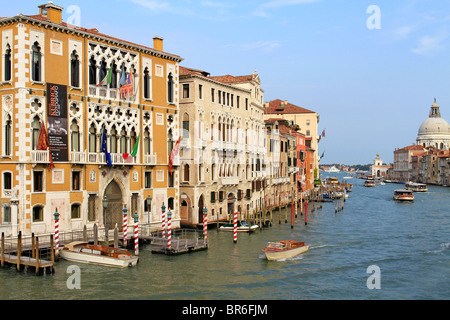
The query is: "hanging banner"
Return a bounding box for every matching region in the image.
[47,83,68,162]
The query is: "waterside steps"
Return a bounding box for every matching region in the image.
[144,229,208,255]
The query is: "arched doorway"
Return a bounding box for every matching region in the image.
[104,180,124,231]
[198,195,204,224]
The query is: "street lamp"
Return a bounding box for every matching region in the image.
[146,195,152,224]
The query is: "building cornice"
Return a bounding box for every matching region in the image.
[0,15,184,63]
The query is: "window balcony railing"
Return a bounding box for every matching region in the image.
[87,152,136,165]
[89,85,137,103]
[221,177,240,186]
[31,150,50,163]
[71,151,87,163]
[144,154,157,166]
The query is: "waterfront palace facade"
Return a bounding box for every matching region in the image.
[0,3,320,236]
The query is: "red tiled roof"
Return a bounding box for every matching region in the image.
[179,66,210,77]
[396,145,427,152]
[265,99,315,115]
[210,74,256,84]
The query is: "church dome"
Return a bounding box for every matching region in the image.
[418,117,450,136]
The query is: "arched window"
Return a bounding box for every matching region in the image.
[71,120,80,152]
[130,128,137,153]
[31,42,42,82]
[4,44,11,81]
[110,126,117,153]
[99,59,107,84]
[167,72,174,103]
[70,50,80,87]
[167,129,173,155]
[144,127,151,155]
[168,197,174,210]
[31,116,41,150]
[182,113,190,139]
[4,114,12,156]
[184,163,190,182]
[120,127,127,154]
[110,61,118,89]
[71,204,81,219]
[89,124,97,153]
[143,67,151,99]
[89,56,97,85]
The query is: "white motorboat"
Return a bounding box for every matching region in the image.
[262,240,309,261]
[60,241,139,268]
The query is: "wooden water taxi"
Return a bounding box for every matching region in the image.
[219,221,259,233]
[405,182,428,192]
[364,179,376,187]
[393,190,415,202]
[262,240,309,261]
[60,242,139,268]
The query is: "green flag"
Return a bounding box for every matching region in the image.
[97,67,113,87]
[131,133,140,157]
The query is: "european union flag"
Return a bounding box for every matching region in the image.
[102,126,112,167]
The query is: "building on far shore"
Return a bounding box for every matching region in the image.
[371,154,392,178]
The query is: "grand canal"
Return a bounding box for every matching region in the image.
[1,172,449,300]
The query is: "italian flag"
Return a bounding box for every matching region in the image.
[97,68,113,86]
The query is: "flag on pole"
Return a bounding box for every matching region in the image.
[169,136,181,176]
[131,133,140,157]
[119,69,127,87]
[322,129,326,138]
[120,72,134,99]
[97,67,113,87]
[37,122,55,170]
[101,126,112,167]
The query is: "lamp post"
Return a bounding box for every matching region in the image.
[103,195,109,246]
[146,195,152,225]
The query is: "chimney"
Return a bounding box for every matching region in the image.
[153,36,164,52]
[39,1,64,24]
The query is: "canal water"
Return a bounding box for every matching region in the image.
[1,173,449,300]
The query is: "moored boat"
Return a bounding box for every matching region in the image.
[393,189,415,201]
[262,240,309,261]
[219,221,259,232]
[405,182,428,192]
[60,241,139,268]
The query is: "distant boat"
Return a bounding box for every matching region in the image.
[394,190,415,201]
[326,166,340,173]
[364,179,376,187]
[405,182,428,192]
[261,240,309,261]
[220,221,259,233]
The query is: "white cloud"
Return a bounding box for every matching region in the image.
[129,0,172,12]
[393,26,414,40]
[412,34,447,55]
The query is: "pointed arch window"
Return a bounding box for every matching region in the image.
[4,114,12,156]
[120,127,127,154]
[31,42,42,82]
[31,116,41,150]
[71,120,80,152]
[110,126,117,154]
[167,129,174,155]
[99,59,107,84]
[70,50,80,87]
[144,127,151,155]
[89,124,97,153]
[143,67,151,99]
[4,44,12,82]
[89,56,97,85]
[167,72,174,103]
[110,61,118,89]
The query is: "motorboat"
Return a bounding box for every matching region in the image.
[59,241,139,268]
[393,190,415,202]
[364,179,376,187]
[326,166,340,173]
[262,240,309,261]
[219,221,259,233]
[405,182,428,192]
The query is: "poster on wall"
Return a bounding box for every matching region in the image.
[47,83,68,162]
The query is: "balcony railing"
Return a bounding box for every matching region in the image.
[89,85,136,103]
[144,154,157,166]
[31,150,50,163]
[221,177,240,185]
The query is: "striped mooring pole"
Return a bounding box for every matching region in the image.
[233,209,238,243]
[54,209,60,256]
[134,212,139,256]
[123,205,128,247]
[167,210,172,250]
[203,206,208,244]
[161,203,166,238]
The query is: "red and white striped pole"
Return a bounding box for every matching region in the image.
[203,207,208,244]
[161,203,166,238]
[233,209,238,243]
[123,205,128,247]
[54,209,60,256]
[134,212,139,256]
[167,210,172,250]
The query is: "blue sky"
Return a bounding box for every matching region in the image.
[3,0,450,165]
